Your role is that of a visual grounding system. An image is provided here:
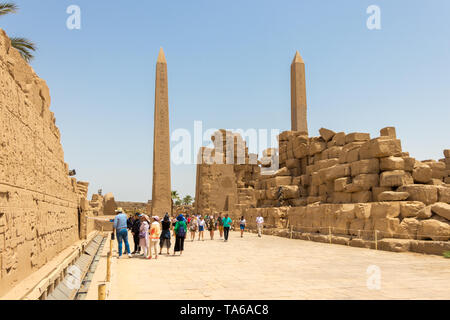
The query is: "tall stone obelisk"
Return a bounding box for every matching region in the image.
[290,51,308,135]
[152,48,172,216]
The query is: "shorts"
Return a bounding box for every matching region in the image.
[240,225,245,230]
[199,226,204,232]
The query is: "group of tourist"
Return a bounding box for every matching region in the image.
[113,208,265,259]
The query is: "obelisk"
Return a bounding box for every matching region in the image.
[151,48,172,216]
[290,51,308,135]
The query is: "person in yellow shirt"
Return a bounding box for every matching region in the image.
[149,216,161,260]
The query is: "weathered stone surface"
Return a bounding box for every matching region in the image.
[380,157,404,171]
[417,219,450,241]
[397,185,438,205]
[412,163,432,184]
[344,174,379,192]
[437,186,450,203]
[359,138,402,159]
[400,201,426,218]
[350,159,380,176]
[319,128,336,142]
[396,218,420,239]
[371,202,401,218]
[378,239,411,252]
[345,133,370,144]
[380,170,413,187]
[378,191,409,201]
[380,127,397,139]
[351,191,372,203]
[0,29,82,296]
[416,206,433,219]
[103,193,117,215]
[431,202,450,221]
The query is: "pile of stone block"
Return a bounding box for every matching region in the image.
[242,126,450,255]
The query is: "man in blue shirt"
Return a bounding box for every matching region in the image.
[113,208,132,258]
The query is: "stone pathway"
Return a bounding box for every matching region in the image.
[96,231,450,300]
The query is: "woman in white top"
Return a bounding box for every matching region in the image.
[239,216,246,238]
[198,216,205,241]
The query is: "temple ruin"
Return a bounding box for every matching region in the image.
[194,51,450,255]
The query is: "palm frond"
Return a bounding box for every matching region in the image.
[0,2,18,16]
[10,37,36,62]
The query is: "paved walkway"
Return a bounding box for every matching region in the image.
[90,231,450,300]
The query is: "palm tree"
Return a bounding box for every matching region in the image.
[182,195,193,206]
[171,191,180,201]
[0,2,37,62]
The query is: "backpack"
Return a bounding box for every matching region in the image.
[177,222,186,238]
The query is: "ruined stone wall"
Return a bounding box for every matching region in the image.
[0,29,81,296]
[248,127,450,254]
[194,130,259,218]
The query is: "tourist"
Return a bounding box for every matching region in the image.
[217,213,224,239]
[223,214,232,242]
[113,208,132,258]
[256,214,264,237]
[198,216,206,241]
[208,215,216,240]
[174,214,187,255]
[139,215,150,258]
[131,212,142,254]
[171,215,177,237]
[239,216,246,238]
[149,216,161,259]
[159,213,172,255]
[189,215,198,242]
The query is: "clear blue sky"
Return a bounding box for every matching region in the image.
[2,0,450,202]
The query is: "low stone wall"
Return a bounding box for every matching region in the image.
[245,201,450,255]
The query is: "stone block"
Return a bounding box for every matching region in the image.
[345,133,370,144]
[308,140,327,156]
[378,238,411,252]
[400,201,426,218]
[334,177,351,192]
[351,191,372,203]
[344,174,379,192]
[380,156,404,171]
[417,219,450,241]
[371,202,400,218]
[372,187,393,201]
[444,149,450,158]
[396,218,420,239]
[350,159,380,176]
[380,170,413,187]
[378,191,409,201]
[380,127,397,139]
[333,192,352,204]
[397,185,438,205]
[438,186,450,203]
[373,218,400,238]
[319,128,336,142]
[412,163,432,184]
[431,202,450,220]
[359,138,402,159]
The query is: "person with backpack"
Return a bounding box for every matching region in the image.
[131,212,142,254]
[189,215,198,242]
[159,213,172,255]
[217,213,224,239]
[208,215,216,240]
[174,214,187,255]
[222,214,232,242]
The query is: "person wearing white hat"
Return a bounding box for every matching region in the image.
[149,216,161,259]
[139,214,150,258]
[113,208,132,258]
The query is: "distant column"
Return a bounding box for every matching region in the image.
[290,51,308,135]
[152,48,172,216]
